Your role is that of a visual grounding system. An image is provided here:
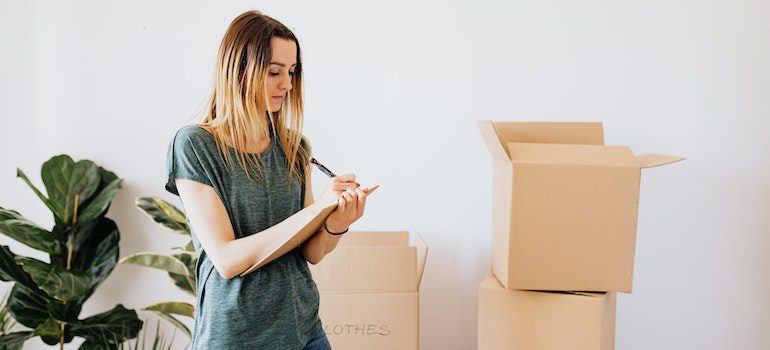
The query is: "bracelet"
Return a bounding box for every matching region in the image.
[324,222,348,236]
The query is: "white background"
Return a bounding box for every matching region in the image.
[1,0,768,349]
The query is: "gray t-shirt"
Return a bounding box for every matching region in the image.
[164,125,321,349]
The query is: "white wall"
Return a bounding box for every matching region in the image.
[1,0,768,349]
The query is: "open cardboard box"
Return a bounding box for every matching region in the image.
[478,276,616,350]
[478,121,684,292]
[310,231,427,350]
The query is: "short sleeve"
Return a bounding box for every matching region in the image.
[165,126,216,195]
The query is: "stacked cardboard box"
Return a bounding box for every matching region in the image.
[309,231,428,350]
[477,121,683,349]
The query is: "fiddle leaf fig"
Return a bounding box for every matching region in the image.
[0,155,142,347]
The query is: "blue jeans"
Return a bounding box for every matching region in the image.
[302,329,331,350]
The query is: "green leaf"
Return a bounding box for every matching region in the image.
[70,304,142,345]
[74,167,121,227]
[85,229,119,291]
[79,339,118,350]
[15,257,91,302]
[46,298,82,323]
[15,169,55,215]
[0,246,38,291]
[6,285,48,328]
[40,155,101,224]
[135,197,189,235]
[168,273,195,296]
[73,219,120,302]
[0,208,22,221]
[174,253,196,273]
[143,302,194,318]
[32,317,74,345]
[119,253,189,276]
[147,311,191,339]
[0,331,32,350]
[33,318,63,344]
[78,178,123,224]
[167,253,195,295]
[0,209,61,254]
[171,240,195,252]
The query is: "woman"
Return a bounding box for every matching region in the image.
[164,10,369,349]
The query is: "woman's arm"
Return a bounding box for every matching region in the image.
[175,172,362,279]
[175,178,336,279]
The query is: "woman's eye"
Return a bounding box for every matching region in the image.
[268,71,296,77]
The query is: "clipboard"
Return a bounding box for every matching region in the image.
[239,185,379,277]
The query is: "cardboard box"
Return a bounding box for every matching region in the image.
[478,276,616,350]
[478,121,683,292]
[310,231,427,350]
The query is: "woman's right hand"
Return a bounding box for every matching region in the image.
[325,186,368,234]
[317,173,359,207]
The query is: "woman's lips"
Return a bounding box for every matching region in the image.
[272,96,284,101]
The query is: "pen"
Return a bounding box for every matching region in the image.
[310,158,336,178]
[310,158,379,194]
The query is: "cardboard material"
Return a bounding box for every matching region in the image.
[318,292,418,350]
[311,231,427,293]
[478,121,684,292]
[310,231,427,350]
[478,277,616,350]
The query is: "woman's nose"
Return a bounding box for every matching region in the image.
[279,72,292,91]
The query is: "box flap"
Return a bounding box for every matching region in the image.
[507,142,638,167]
[411,233,428,289]
[493,121,605,146]
[478,120,510,161]
[481,277,608,298]
[636,153,685,169]
[336,231,409,246]
[311,231,427,293]
[478,121,605,161]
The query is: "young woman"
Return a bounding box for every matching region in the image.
[164,10,369,349]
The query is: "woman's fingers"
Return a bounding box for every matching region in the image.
[355,188,366,217]
[340,189,354,219]
[333,173,356,184]
[338,193,347,212]
[333,173,360,192]
[333,182,358,193]
[344,189,357,212]
[329,187,368,230]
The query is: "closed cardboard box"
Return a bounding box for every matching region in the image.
[478,277,616,350]
[478,121,683,292]
[310,231,427,350]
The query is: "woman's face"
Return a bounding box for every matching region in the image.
[266,37,297,112]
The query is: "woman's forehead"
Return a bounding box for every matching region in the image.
[270,37,297,67]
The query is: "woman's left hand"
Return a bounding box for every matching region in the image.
[324,187,368,233]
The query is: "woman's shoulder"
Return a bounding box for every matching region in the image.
[174,124,215,146]
[174,124,214,141]
[169,124,220,157]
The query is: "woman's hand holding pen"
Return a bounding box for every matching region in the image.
[320,173,368,233]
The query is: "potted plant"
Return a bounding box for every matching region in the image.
[0,155,142,349]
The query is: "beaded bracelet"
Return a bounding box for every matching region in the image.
[324,222,348,236]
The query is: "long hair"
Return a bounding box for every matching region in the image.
[198,10,311,188]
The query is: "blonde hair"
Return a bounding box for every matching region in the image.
[198,10,311,188]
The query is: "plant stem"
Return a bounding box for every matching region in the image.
[61,194,79,350]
